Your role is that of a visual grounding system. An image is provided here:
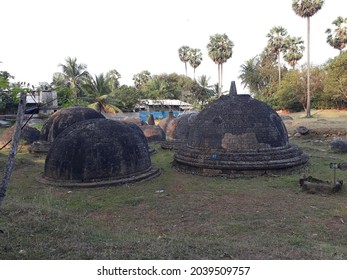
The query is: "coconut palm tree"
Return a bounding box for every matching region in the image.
[239,57,261,94]
[105,69,121,93]
[266,26,289,83]
[52,57,91,98]
[188,48,203,80]
[82,73,122,115]
[292,0,325,118]
[326,16,347,52]
[283,36,305,69]
[178,46,190,76]
[207,33,234,96]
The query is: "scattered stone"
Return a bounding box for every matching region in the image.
[338,162,347,171]
[299,175,343,194]
[330,140,347,153]
[296,126,309,135]
[280,115,293,121]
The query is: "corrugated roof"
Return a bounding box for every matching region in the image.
[140,99,192,106]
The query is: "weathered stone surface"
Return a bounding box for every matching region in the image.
[338,162,347,170]
[174,95,308,177]
[28,140,51,154]
[173,113,198,140]
[296,126,309,135]
[140,125,165,142]
[158,112,175,134]
[331,140,347,153]
[40,106,105,142]
[280,115,293,121]
[160,112,198,150]
[40,119,160,187]
[147,114,155,125]
[299,175,343,194]
[1,125,40,145]
[121,117,145,127]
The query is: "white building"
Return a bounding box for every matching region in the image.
[137,99,193,112]
[26,90,58,115]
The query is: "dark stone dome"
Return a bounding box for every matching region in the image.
[172,112,198,140]
[158,114,177,139]
[174,95,308,177]
[161,112,198,150]
[140,125,165,142]
[1,125,40,145]
[40,106,105,142]
[40,119,160,187]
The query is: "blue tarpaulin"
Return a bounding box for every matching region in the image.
[139,111,180,121]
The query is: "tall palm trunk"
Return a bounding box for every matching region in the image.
[306,17,311,118]
[217,64,221,96]
[278,51,281,83]
[185,62,188,76]
[221,63,224,95]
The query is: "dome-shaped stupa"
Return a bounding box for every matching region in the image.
[158,111,177,139]
[40,106,105,142]
[39,119,160,187]
[30,107,105,154]
[174,94,308,177]
[140,125,165,142]
[161,112,198,150]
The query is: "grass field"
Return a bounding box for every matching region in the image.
[0,110,347,260]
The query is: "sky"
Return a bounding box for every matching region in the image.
[1,0,346,94]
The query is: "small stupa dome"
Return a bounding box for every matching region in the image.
[40,119,160,187]
[140,125,165,142]
[160,112,198,150]
[40,106,105,142]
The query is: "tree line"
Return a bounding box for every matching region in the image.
[239,1,347,112]
[1,1,347,115]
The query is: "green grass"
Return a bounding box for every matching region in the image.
[1,112,347,260]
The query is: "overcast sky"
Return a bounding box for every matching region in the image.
[1,0,346,94]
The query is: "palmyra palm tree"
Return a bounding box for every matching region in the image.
[188,48,203,80]
[178,46,190,76]
[283,36,305,69]
[292,0,325,118]
[133,70,152,89]
[207,33,234,96]
[326,16,347,52]
[52,56,91,98]
[266,26,289,83]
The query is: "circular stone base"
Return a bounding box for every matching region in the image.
[173,144,308,178]
[160,139,187,150]
[37,165,161,188]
